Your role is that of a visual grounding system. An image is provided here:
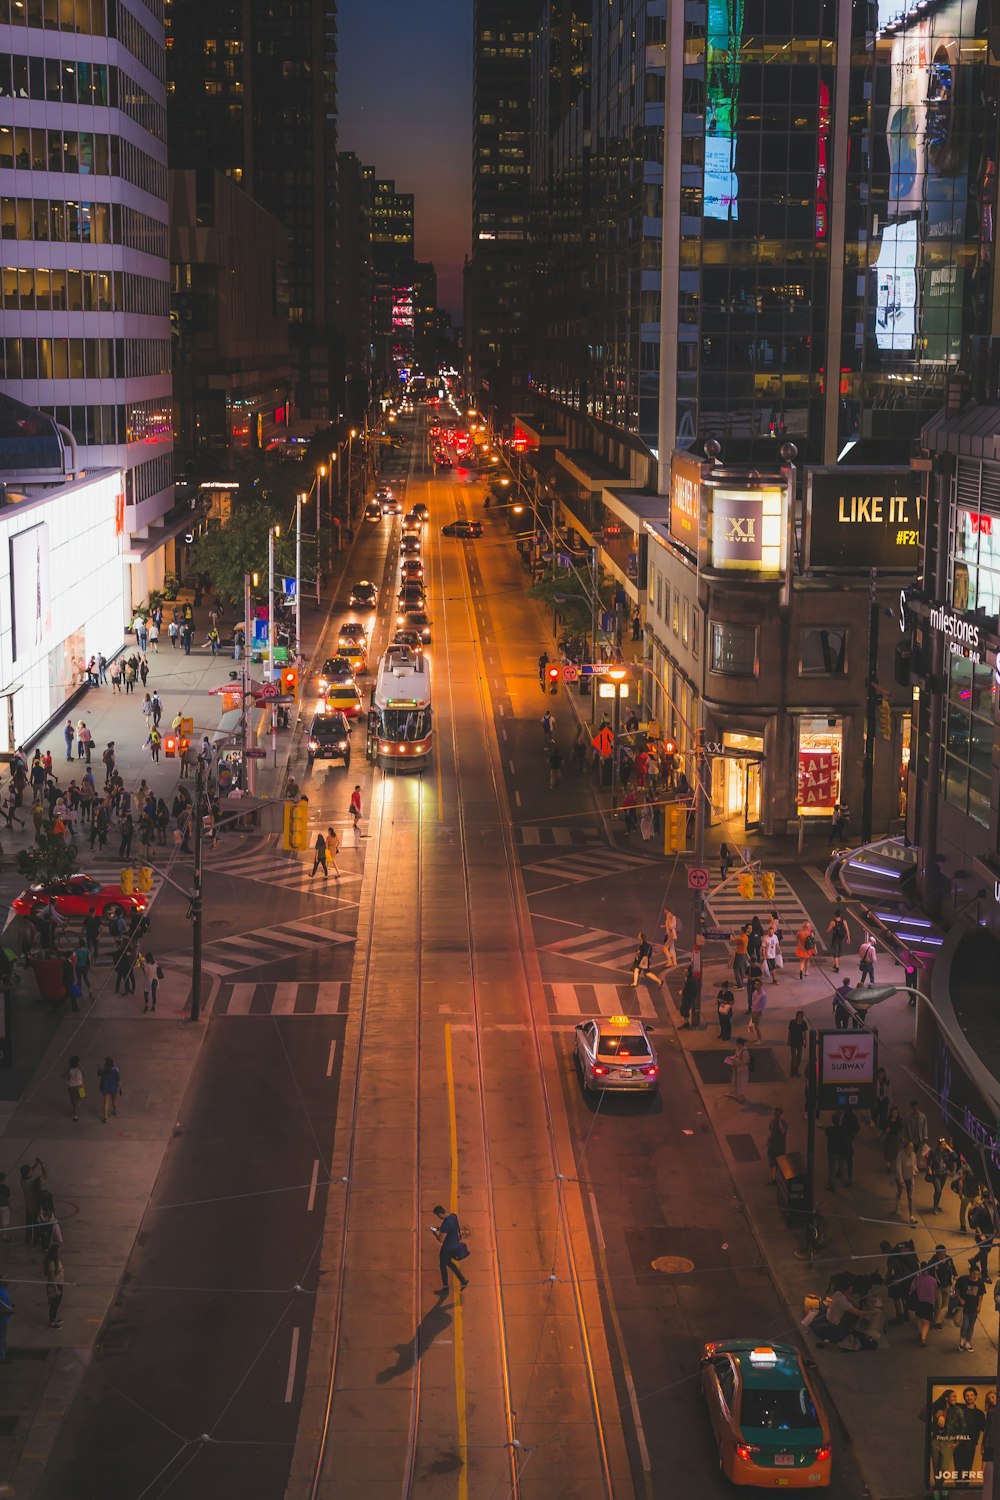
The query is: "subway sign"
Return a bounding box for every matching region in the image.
[806,467,923,572]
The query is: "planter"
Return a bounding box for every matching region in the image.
[28,956,67,1005]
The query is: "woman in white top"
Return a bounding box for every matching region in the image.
[65,1054,84,1122]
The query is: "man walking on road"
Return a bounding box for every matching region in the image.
[349,786,362,846]
[902,1098,930,1166]
[827,905,851,973]
[431,1204,469,1295]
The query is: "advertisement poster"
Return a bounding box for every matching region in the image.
[926,1379,995,1491]
[9,523,50,662]
[705,0,743,221]
[670,453,702,553]
[797,748,836,812]
[806,468,923,571]
[819,1031,877,1109]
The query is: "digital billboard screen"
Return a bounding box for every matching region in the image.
[9,523,51,662]
[806,468,923,571]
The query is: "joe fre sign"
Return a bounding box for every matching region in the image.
[817,1030,877,1110]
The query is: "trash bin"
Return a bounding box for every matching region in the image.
[775,1152,809,1225]
[579,675,591,697]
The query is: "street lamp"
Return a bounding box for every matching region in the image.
[605,665,629,813]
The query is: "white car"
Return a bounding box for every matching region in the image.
[574,1014,659,1097]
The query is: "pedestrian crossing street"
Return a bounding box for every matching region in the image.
[705,870,825,950]
[216,980,350,1017]
[172,912,355,979]
[201,846,362,898]
[544,981,660,1020]
[521,846,653,888]
[540,923,690,977]
[514,824,600,847]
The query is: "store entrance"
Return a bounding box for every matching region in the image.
[712,733,764,831]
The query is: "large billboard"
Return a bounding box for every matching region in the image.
[704,0,742,220]
[669,452,702,554]
[9,522,50,662]
[805,467,923,572]
[926,1379,996,1491]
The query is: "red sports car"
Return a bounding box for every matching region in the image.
[12,874,147,923]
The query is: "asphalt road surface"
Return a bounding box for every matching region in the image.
[35,413,868,1500]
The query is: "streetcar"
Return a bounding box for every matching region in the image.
[367,645,432,769]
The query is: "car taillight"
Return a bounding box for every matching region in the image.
[735,1445,760,1462]
[592,1065,607,1076]
[815,1447,831,1463]
[641,1066,658,1078]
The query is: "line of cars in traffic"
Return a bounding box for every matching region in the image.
[307,488,434,771]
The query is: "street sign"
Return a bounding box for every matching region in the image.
[579,663,611,677]
[703,927,729,941]
[258,681,279,699]
[243,748,267,759]
[562,663,579,683]
[687,866,710,890]
[282,577,296,597]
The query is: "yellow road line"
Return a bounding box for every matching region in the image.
[444,1022,468,1500]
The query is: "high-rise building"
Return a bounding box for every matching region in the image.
[165,0,338,426]
[370,176,414,381]
[336,151,374,420]
[170,168,291,457]
[0,0,174,601]
[466,0,536,427]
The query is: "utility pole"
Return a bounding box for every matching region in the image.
[295,493,303,653]
[189,763,204,1022]
[242,572,254,797]
[608,667,628,812]
[862,566,880,844]
[314,471,323,606]
[691,727,709,1028]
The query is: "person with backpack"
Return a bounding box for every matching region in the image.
[631,931,663,989]
[310,830,329,880]
[826,906,851,974]
[796,921,817,979]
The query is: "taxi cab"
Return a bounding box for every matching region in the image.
[700,1341,832,1488]
[340,641,368,675]
[325,681,363,720]
[573,1014,659,1097]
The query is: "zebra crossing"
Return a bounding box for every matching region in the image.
[201,847,362,898]
[215,980,350,1017]
[521,846,653,888]
[172,912,355,979]
[544,981,660,1020]
[705,870,824,949]
[514,824,600,847]
[540,923,684,977]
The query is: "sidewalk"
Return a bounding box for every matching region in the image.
[661,931,996,1500]
[0,556,359,1492]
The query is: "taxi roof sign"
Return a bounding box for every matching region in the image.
[749,1347,778,1366]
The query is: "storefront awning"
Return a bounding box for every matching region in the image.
[921,402,1000,462]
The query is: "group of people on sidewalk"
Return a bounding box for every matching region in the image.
[0,1158,67,1356]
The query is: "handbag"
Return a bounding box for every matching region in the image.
[774,951,784,970]
[455,1243,470,1261]
[77,1085,86,1099]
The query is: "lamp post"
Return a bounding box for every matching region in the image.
[268,524,280,755]
[316,467,325,604]
[295,493,304,652]
[607,664,629,813]
[243,571,255,797]
[348,428,357,519]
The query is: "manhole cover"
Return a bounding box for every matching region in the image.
[652,1255,696,1274]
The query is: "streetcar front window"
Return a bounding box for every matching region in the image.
[378,708,432,741]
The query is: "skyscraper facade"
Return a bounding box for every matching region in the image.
[0,0,173,595]
[467,0,536,426]
[165,0,338,425]
[370,176,414,381]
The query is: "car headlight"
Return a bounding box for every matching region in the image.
[338,741,348,750]
[308,740,319,750]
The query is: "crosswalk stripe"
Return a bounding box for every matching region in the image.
[315,982,348,1013]
[546,981,658,1019]
[272,982,299,1014]
[227,983,257,1015]
[215,980,351,1016]
[706,871,825,950]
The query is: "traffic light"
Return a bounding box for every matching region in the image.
[878,695,892,742]
[546,663,560,694]
[663,803,686,854]
[164,733,178,758]
[119,868,134,896]
[761,870,776,901]
[738,872,755,900]
[136,866,153,895]
[282,666,299,702]
[283,797,309,852]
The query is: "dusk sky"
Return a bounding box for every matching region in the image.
[337,0,472,319]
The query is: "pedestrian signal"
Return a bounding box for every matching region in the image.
[179,735,191,757]
[738,872,755,900]
[878,695,892,742]
[761,870,776,901]
[663,738,676,757]
[546,664,560,693]
[180,717,193,735]
[663,803,686,854]
[164,734,177,758]
[136,866,153,894]
[119,868,134,896]
[282,666,299,701]
[283,798,309,852]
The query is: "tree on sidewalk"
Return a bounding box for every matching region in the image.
[189,501,297,606]
[16,833,78,889]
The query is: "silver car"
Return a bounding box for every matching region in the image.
[574,1014,659,1096]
